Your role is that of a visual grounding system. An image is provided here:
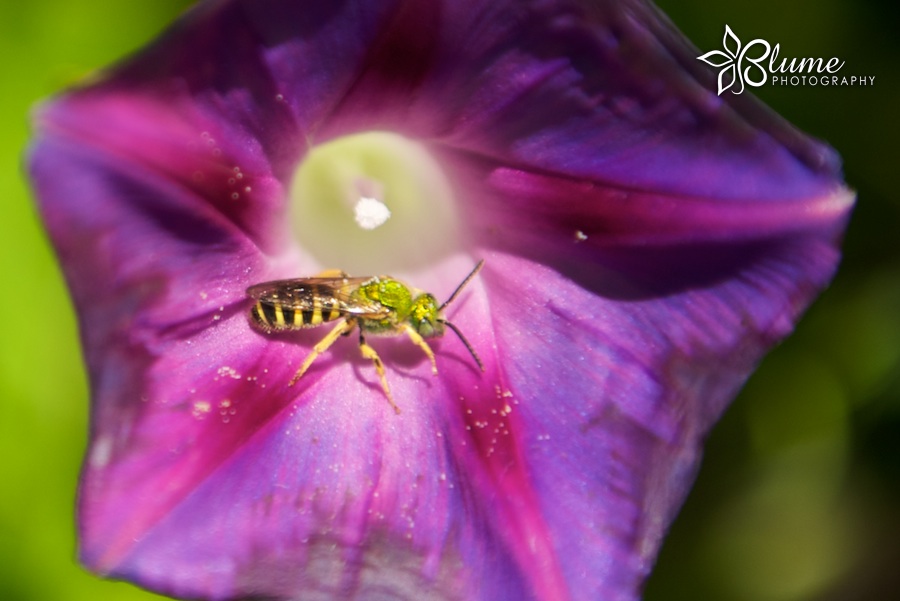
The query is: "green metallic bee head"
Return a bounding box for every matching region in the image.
[416,261,486,372]
[409,293,444,338]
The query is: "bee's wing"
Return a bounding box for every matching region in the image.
[246,277,389,317]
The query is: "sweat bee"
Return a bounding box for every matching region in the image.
[247,260,485,413]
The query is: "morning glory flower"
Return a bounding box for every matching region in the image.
[28,1,852,600]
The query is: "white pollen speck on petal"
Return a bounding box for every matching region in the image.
[354,196,391,230]
[217,366,241,379]
[192,400,211,419]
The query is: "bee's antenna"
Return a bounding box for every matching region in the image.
[439,260,484,311]
[439,319,485,372]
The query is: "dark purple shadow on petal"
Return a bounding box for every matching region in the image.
[314,0,443,138]
[348,0,441,92]
[239,0,351,40]
[237,0,421,143]
[96,0,304,182]
[29,135,265,326]
[35,92,289,255]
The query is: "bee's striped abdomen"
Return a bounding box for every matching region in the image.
[322,296,342,322]
[250,285,344,332]
[251,300,280,330]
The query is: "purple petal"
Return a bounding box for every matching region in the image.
[471,166,850,251]
[482,238,844,597]
[27,0,853,600]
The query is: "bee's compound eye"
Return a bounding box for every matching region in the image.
[417,319,444,338]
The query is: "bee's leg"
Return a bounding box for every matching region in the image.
[402,325,438,375]
[358,332,400,414]
[289,318,356,386]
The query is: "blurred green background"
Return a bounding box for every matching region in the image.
[1,1,896,600]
